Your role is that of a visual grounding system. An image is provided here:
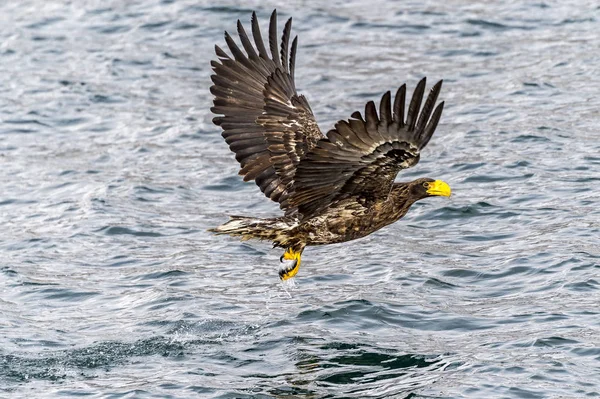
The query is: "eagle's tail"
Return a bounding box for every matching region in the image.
[208,216,296,243]
[210,215,305,280]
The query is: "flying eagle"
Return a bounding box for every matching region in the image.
[209,10,451,280]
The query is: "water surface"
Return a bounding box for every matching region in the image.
[1,1,599,398]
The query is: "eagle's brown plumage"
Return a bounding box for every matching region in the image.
[209,10,451,280]
[210,11,322,213]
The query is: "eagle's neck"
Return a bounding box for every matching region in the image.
[387,183,420,221]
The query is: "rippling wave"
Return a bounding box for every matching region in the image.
[1,0,599,398]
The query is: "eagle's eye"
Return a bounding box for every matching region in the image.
[422,182,430,189]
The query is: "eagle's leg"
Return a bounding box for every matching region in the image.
[279,247,303,280]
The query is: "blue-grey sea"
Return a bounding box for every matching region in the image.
[1,1,599,398]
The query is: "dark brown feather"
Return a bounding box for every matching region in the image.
[212,11,445,224]
[269,11,281,67]
[251,12,268,59]
[290,36,298,80]
[280,18,292,73]
[406,78,426,131]
[211,10,324,213]
[289,80,445,220]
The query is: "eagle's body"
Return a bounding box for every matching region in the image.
[231,183,415,246]
[289,183,426,246]
[209,11,451,279]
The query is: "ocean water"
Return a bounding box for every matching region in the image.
[1,0,599,398]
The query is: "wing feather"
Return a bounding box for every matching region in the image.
[211,10,324,212]
[392,84,406,128]
[268,11,281,66]
[405,78,426,131]
[290,78,444,220]
[421,101,445,148]
[280,18,292,73]
[379,91,392,126]
[290,36,298,80]
[236,20,259,61]
[251,12,269,59]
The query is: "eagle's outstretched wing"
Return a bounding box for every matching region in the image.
[211,10,323,211]
[289,78,445,220]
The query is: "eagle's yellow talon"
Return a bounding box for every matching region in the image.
[282,248,296,261]
[279,248,302,280]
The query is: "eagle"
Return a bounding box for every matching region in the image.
[209,10,451,280]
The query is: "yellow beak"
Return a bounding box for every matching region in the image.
[426,180,451,197]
